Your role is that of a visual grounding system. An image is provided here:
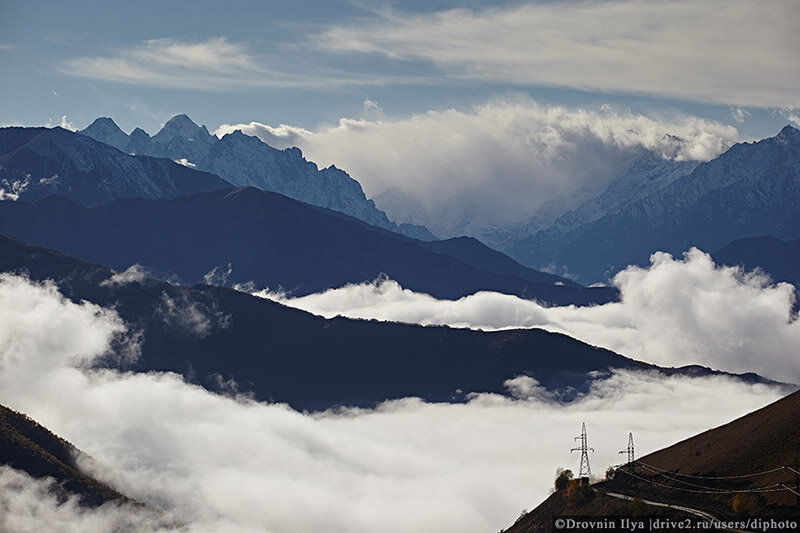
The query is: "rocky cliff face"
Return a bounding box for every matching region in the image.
[81,115,433,239]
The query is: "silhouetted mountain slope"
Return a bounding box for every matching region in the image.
[0,233,764,411]
[0,127,231,206]
[0,403,128,507]
[506,389,800,532]
[419,236,578,287]
[713,236,800,287]
[510,126,800,282]
[81,115,434,239]
[0,187,615,306]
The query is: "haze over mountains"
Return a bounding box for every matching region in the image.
[511,125,800,281]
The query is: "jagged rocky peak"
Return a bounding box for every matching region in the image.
[129,127,150,141]
[153,114,215,144]
[777,124,800,142]
[80,117,129,151]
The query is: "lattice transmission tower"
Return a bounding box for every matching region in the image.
[571,422,594,479]
[619,432,635,468]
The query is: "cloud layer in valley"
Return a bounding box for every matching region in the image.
[260,248,800,385]
[0,273,788,532]
[217,99,738,238]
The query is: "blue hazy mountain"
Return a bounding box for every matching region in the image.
[510,125,800,282]
[713,235,800,287]
[0,126,231,206]
[0,187,615,305]
[81,115,434,240]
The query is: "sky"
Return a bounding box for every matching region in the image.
[1,0,798,141]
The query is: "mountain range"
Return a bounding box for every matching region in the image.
[81,115,434,240]
[0,183,615,305]
[0,233,778,411]
[0,126,231,205]
[509,125,800,282]
[0,123,617,305]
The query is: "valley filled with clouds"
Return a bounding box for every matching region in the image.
[260,248,800,384]
[0,272,789,533]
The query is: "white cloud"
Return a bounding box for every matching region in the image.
[63,38,274,90]
[0,467,175,533]
[730,105,751,124]
[45,114,77,131]
[156,291,231,338]
[218,99,738,238]
[0,273,787,533]
[174,157,196,168]
[317,1,800,109]
[259,248,800,384]
[100,264,149,287]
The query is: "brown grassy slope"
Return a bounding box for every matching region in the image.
[504,389,800,532]
[611,388,800,513]
[0,403,129,507]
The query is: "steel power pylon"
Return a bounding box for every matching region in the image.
[571,422,594,480]
[618,432,635,469]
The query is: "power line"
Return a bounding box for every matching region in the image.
[637,463,795,492]
[615,468,792,495]
[635,461,787,480]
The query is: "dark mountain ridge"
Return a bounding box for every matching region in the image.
[0,233,777,411]
[0,126,231,206]
[0,187,615,305]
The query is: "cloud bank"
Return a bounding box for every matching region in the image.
[318,1,800,108]
[218,99,738,238]
[0,273,787,532]
[259,248,800,384]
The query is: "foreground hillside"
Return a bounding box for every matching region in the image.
[505,389,800,532]
[0,403,127,507]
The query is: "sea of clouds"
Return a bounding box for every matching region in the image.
[0,268,791,532]
[259,248,800,385]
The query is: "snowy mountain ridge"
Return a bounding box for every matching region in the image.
[81,115,434,240]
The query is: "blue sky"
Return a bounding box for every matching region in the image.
[1,0,798,139]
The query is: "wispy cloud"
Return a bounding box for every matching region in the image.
[44,114,77,131]
[63,37,298,90]
[317,1,800,108]
[61,36,426,90]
